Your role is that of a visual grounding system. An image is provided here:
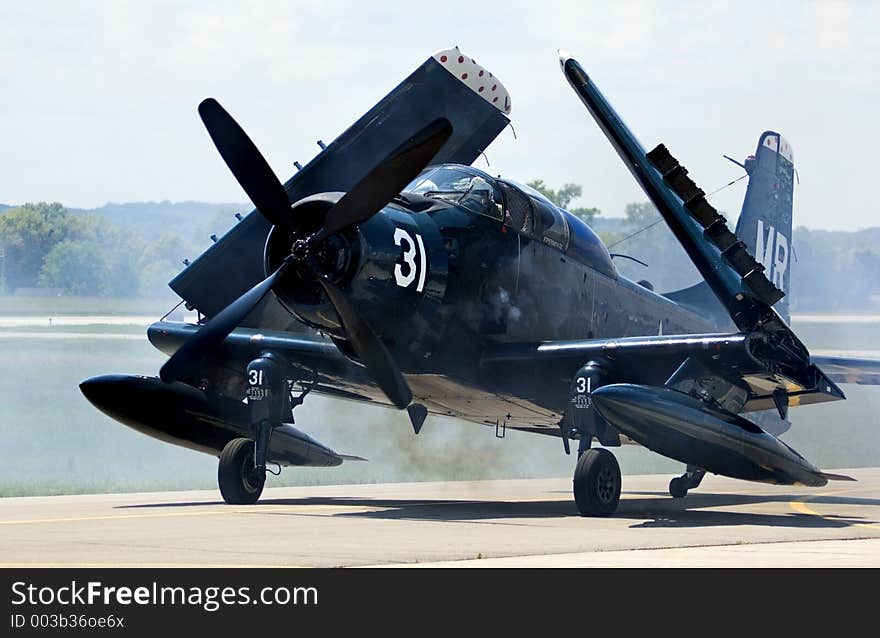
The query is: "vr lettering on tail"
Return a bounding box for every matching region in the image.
[756,220,788,290]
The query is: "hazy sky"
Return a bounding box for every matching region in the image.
[1,1,878,230]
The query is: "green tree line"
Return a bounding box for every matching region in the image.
[526,180,880,312]
[0,202,188,298]
[2,190,879,312]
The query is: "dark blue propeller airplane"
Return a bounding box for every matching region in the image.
[80,48,880,516]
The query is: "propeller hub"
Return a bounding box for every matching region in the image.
[264,197,360,327]
[291,237,311,263]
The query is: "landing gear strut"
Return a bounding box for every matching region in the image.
[669,465,705,498]
[573,447,621,517]
[218,352,315,505]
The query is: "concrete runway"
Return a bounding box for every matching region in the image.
[2,469,879,567]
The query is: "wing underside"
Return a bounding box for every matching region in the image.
[484,332,846,415]
[170,50,511,320]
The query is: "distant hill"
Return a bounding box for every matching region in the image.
[3,200,880,311]
[2,201,250,247]
[68,200,249,248]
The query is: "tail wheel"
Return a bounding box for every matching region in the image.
[573,448,621,517]
[218,438,265,504]
[669,476,689,498]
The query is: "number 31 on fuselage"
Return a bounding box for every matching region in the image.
[394,228,428,292]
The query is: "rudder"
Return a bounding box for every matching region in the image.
[734,131,795,323]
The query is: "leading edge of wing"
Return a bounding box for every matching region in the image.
[484,333,847,411]
[482,332,750,365]
[557,52,764,328]
[148,321,342,368]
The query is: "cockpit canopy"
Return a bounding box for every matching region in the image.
[404,164,616,277]
[406,165,504,220]
[498,179,571,251]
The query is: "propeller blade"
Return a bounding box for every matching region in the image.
[198,98,292,228]
[315,118,452,241]
[318,278,412,409]
[159,260,291,383]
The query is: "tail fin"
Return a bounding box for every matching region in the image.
[734,132,795,323]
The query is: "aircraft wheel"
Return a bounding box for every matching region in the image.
[669,476,688,498]
[218,438,265,504]
[573,448,621,517]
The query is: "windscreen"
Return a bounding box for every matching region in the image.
[406,167,503,220]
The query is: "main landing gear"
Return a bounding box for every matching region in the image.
[218,438,265,504]
[573,442,622,517]
[218,352,315,505]
[669,465,705,498]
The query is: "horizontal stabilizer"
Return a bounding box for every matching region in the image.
[811,353,880,386]
[663,281,729,325]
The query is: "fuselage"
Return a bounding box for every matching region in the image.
[271,163,717,343]
[173,163,721,433]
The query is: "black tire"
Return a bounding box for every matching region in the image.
[218,438,265,504]
[573,448,621,517]
[669,476,688,499]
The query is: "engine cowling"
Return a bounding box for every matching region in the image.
[264,193,450,363]
[264,193,357,332]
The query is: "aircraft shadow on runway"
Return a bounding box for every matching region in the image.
[115,491,880,530]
